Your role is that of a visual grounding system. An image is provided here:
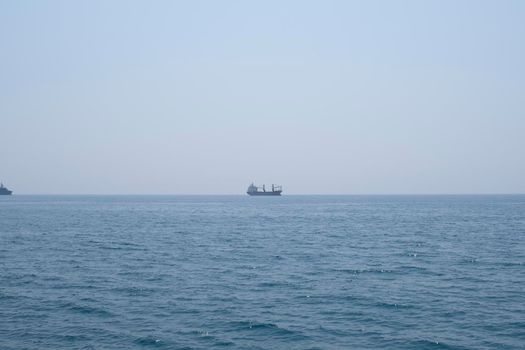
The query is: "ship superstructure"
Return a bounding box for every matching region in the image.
[0,183,12,195]
[247,183,282,196]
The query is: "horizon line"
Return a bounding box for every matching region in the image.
[4,193,525,196]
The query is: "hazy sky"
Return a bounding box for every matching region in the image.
[1,0,524,194]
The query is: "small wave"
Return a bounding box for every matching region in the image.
[318,325,349,337]
[183,329,236,347]
[0,293,19,301]
[63,302,113,317]
[335,268,396,274]
[213,340,235,347]
[98,245,125,250]
[225,320,309,341]
[133,336,164,347]
[256,281,295,288]
[110,286,157,296]
[407,339,470,350]
[375,301,414,309]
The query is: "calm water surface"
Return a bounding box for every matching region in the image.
[1,195,524,349]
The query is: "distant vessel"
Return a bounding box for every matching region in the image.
[0,183,12,195]
[247,183,282,196]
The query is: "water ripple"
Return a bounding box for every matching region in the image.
[1,195,524,349]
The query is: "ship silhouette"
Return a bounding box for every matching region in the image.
[247,183,282,196]
[0,183,12,195]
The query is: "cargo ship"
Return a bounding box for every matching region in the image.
[247,183,282,196]
[0,183,12,195]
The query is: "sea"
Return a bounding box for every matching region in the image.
[1,195,524,350]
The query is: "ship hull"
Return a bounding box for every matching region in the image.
[247,191,282,196]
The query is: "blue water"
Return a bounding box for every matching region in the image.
[1,195,524,350]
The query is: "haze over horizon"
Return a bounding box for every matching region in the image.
[2,1,524,195]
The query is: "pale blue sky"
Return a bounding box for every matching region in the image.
[1,0,524,194]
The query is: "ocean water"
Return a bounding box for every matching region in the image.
[1,195,524,350]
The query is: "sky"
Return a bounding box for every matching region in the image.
[1,0,524,194]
